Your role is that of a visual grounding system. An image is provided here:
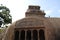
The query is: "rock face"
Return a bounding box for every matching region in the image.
[3,5,60,40]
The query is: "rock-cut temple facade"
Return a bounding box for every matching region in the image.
[3,5,60,40]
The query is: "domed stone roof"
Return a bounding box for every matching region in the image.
[15,17,45,28]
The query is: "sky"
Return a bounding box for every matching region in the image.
[0,0,60,22]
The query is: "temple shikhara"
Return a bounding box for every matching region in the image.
[3,5,60,40]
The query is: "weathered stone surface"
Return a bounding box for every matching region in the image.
[15,18,44,28]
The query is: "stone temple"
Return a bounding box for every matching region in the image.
[3,5,60,40]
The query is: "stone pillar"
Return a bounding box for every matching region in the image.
[31,30,33,40]
[19,30,21,40]
[38,30,39,40]
[25,30,27,40]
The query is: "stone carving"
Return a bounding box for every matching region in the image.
[15,18,44,27]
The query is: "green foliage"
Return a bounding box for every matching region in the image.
[0,5,12,26]
[0,29,3,33]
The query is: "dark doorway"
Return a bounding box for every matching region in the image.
[26,30,31,40]
[20,30,25,40]
[33,30,38,40]
[39,29,45,40]
[14,31,19,40]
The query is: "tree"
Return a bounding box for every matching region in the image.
[0,17,4,27]
[0,4,12,27]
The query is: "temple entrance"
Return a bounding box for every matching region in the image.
[14,29,45,40]
[14,31,19,40]
[33,30,38,40]
[26,30,31,40]
[39,29,45,40]
[20,30,25,40]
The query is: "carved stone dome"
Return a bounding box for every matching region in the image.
[15,17,44,28]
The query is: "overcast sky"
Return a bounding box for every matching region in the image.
[0,0,60,22]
